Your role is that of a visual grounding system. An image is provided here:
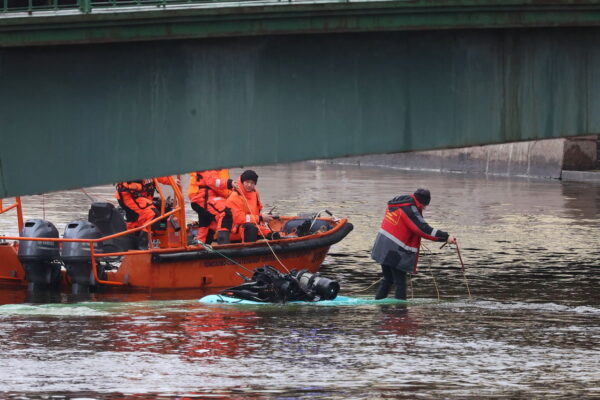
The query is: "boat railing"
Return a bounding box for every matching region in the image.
[0,175,189,286]
[0,197,24,234]
[0,204,187,286]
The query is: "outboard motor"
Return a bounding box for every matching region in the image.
[18,219,61,291]
[222,265,340,303]
[61,220,103,294]
[290,269,340,300]
[88,202,135,253]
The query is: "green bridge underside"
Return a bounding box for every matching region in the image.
[2,0,600,196]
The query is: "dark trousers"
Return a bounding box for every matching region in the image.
[375,264,407,300]
[191,203,216,244]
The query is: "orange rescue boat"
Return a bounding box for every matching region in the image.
[0,177,353,294]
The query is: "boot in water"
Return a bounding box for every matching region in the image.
[375,279,392,300]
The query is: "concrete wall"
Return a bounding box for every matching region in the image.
[322,137,599,179]
[563,136,599,171]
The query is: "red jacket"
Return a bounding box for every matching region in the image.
[372,194,448,273]
[380,194,446,251]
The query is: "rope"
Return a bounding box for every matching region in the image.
[455,240,472,299]
[237,187,291,274]
[421,244,441,301]
[80,188,97,202]
[198,241,255,276]
[347,277,382,294]
[81,187,117,205]
[440,241,473,299]
[425,260,441,301]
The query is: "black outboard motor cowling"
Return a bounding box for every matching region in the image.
[18,219,61,291]
[88,202,135,253]
[61,220,103,294]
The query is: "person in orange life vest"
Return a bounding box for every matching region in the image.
[114,177,172,230]
[187,171,205,201]
[224,170,275,243]
[371,188,456,300]
[190,169,235,244]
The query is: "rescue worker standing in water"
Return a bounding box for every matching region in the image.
[189,169,235,244]
[371,188,456,300]
[224,170,274,243]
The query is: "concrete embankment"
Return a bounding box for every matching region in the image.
[320,136,600,182]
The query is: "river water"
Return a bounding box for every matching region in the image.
[0,163,598,399]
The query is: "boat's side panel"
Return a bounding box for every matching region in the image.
[107,246,331,289]
[0,244,26,286]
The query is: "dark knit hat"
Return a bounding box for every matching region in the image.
[414,188,431,205]
[240,169,259,183]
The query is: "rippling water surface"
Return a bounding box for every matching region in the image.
[0,163,599,399]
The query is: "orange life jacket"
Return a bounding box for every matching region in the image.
[115,181,154,223]
[225,177,263,227]
[191,169,232,209]
[187,172,201,201]
[114,177,172,223]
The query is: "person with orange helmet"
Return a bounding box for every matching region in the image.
[224,170,275,243]
[190,169,235,244]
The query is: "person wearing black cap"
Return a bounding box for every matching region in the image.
[371,188,456,300]
[224,169,274,243]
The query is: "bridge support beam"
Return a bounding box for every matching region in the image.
[1,28,600,196]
